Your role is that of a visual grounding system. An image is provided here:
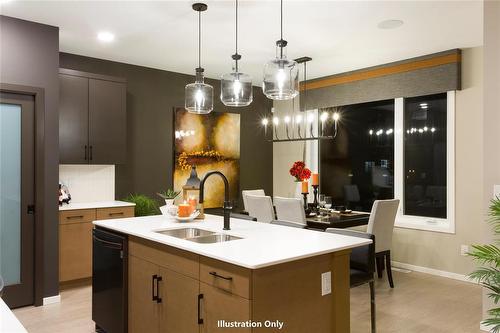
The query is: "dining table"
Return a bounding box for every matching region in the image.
[305,211,371,231]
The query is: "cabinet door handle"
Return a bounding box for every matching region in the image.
[156,276,162,303]
[152,275,158,302]
[109,212,124,217]
[197,294,204,325]
[84,145,88,160]
[209,271,233,281]
[67,215,84,220]
[89,145,93,161]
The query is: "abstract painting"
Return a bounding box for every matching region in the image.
[173,108,240,208]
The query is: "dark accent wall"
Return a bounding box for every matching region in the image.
[59,53,273,208]
[0,16,60,298]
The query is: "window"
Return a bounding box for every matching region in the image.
[317,92,455,233]
[404,93,447,219]
[394,92,455,233]
[319,100,395,212]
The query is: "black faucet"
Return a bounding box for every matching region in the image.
[199,171,232,230]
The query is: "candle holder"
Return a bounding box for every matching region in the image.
[312,185,319,211]
[302,192,311,215]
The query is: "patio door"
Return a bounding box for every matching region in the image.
[0,92,35,308]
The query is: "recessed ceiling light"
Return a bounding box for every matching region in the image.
[97,31,115,43]
[377,19,404,30]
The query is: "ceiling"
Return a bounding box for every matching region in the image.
[0,0,483,81]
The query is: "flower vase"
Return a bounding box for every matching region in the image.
[294,181,303,199]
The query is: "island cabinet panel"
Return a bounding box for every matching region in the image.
[200,282,251,333]
[159,267,200,333]
[128,255,160,333]
[251,250,351,333]
[128,237,199,279]
[199,257,252,299]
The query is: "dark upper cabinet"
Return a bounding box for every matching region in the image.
[59,69,127,164]
[59,74,89,164]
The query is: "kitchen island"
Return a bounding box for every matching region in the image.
[94,214,371,333]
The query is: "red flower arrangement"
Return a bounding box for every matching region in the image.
[289,161,312,182]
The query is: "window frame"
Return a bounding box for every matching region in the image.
[393,91,455,234]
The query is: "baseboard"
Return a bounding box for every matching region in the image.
[480,323,491,332]
[42,294,61,305]
[391,261,473,283]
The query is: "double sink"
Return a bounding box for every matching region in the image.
[155,227,242,244]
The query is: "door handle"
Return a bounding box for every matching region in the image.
[27,205,35,215]
[84,145,88,160]
[152,275,158,302]
[156,276,162,303]
[89,145,93,161]
[197,294,204,324]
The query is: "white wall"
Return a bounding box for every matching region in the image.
[273,47,484,276]
[59,165,115,203]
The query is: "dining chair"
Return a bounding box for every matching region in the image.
[273,196,306,225]
[270,220,306,228]
[245,195,275,223]
[367,199,400,288]
[326,228,376,333]
[241,189,266,211]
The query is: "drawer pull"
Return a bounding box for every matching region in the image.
[209,271,233,281]
[67,215,84,219]
[109,212,124,216]
[197,294,204,324]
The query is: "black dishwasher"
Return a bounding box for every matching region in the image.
[92,227,128,333]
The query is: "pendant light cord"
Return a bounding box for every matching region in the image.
[304,61,307,111]
[280,0,283,41]
[235,0,239,72]
[198,9,201,69]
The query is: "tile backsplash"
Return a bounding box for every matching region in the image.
[59,165,115,203]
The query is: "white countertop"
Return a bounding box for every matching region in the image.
[0,299,27,333]
[93,214,371,269]
[59,200,135,211]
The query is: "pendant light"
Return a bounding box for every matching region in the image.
[262,0,299,100]
[220,0,253,107]
[185,3,213,114]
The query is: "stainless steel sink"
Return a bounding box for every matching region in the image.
[155,228,215,239]
[187,234,242,244]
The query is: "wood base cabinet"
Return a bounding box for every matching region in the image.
[59,206,134,282]
[128,236,351,333]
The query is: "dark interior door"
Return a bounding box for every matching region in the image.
[59,73,89,164]
[89,78,126,164]
[0,92,35,308]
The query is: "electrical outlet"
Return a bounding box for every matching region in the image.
[321,271,331,296]
[461,245,469,256]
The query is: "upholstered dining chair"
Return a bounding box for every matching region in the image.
[245,195,275,223]
[273,196,307,225]
[270,220,306,228]
[367,199,400,288]
[326,228,376,333]
[241,189,265,211]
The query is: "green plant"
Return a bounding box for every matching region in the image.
[468,197,500,332]
[122,193,160,217]
[157,189,180,200]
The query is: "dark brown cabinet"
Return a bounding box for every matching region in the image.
[59,68,126,164]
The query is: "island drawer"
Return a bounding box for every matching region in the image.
[59,209,96,224]
[96,206,134,220]
[200,256,252,299]
[129,236,199,279]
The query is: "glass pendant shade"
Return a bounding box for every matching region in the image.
[263,45,299,100]
[185,70,213,114]
[221,71,253,107]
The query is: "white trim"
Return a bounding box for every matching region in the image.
[392,260,473,283]
[393,91,456,234]
[42,294,61,305]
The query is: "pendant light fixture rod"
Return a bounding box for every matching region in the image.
[198,9,201,69]
[233,0,240,72]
